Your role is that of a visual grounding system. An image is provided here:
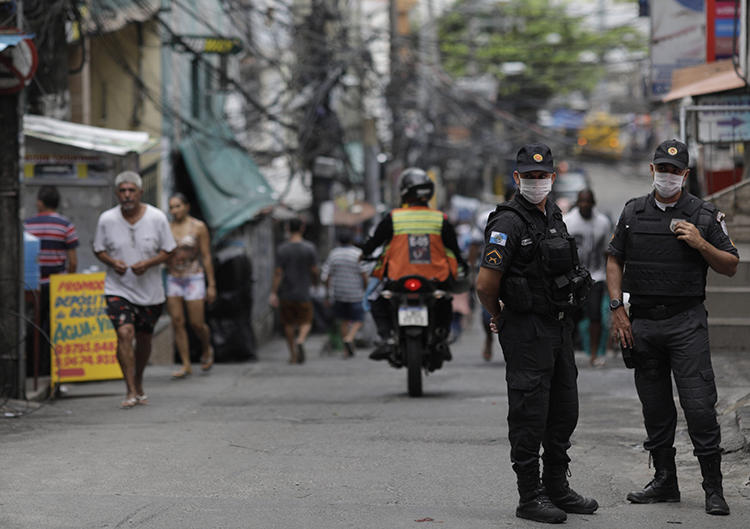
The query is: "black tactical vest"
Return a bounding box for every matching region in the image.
[622,193,714,298]
[497,199,591,316]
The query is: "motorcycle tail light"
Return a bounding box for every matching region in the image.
[381,290,393,299]
[404,278,422,291]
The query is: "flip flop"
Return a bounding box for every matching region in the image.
[136,394,148,405]
[201,347,214,371]
[120,397,138,409]
[171,368,192,379]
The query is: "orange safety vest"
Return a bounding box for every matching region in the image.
[372,206,458,282]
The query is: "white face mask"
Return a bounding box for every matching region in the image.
[519,178,552,204]
[653,171,684,198]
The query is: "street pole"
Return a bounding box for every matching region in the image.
[356,0,380,210]
[0,92,23,400]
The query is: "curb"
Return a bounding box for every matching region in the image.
[720,392,750,454]
[735,399,750,452]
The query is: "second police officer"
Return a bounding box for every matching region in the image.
[606,139,739,516]
[476,143,597,524]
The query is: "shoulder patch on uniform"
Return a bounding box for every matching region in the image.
[489,231,507,246]
[485,249,502,265]
[716,210,729,236]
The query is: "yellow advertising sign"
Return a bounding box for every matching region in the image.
[49,273,122,385]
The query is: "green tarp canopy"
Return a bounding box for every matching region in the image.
[179,124,277,242]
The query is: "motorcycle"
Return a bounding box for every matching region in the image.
[379,275,452,397]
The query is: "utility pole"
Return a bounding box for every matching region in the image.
[416,0,438,168]
[356,0,380,209]
[1,1,29,400]
[0,92,22,400]
[387,0,412,171]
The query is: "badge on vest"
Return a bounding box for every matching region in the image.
[489,231,507,246]
[669,218,686,233]
[408,234,431,264]
[521,238,533,246]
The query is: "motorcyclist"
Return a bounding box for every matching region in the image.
[360,167,468,363]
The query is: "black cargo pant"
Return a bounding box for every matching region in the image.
[631,303,720,456]
[498,310,579,470]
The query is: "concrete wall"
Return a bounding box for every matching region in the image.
[71,19,163,205]
[707,179,750,243]
[88,21,162,136]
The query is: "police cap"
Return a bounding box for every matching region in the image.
[516,143,554,174]
[653,139,688,170]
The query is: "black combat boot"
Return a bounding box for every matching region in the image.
[542,463,599,514]
[626,447,681,503]
[514,463,567,524]
[698,453,730,515]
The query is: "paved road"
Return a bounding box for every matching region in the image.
[2,315,748,529]
[576,158,651,222]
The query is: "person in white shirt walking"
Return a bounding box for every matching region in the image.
[321,230,368,357]
[94,171,176,408]
[563,189,612,366]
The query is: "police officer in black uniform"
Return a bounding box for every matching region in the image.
[476,143,598,524]
[607,139,739,516]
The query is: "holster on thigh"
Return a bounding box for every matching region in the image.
[634,353,668,380]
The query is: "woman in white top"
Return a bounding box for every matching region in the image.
[166,193,216,378]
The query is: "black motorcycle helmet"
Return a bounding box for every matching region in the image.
[399,167,434,204]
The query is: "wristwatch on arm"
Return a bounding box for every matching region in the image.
[609,298,624,311]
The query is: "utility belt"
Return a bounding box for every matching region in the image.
[501,269,590,318]
[501,278,573,321]
[629,299,702,320]
[503,307,570,322]
[528,304,569,321]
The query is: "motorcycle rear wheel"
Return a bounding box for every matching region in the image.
[406,335,423,397]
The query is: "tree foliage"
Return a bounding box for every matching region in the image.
[437,0,645,115]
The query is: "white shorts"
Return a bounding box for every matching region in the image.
[166,273,206,301]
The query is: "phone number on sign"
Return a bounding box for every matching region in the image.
[57,354,117,367]
[54,341,117,355]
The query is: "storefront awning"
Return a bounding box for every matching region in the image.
[662,60,747,102]
[24,114,158,155]
[0,33,34,52]
[83,0,160,34]
[179,124,277,242]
